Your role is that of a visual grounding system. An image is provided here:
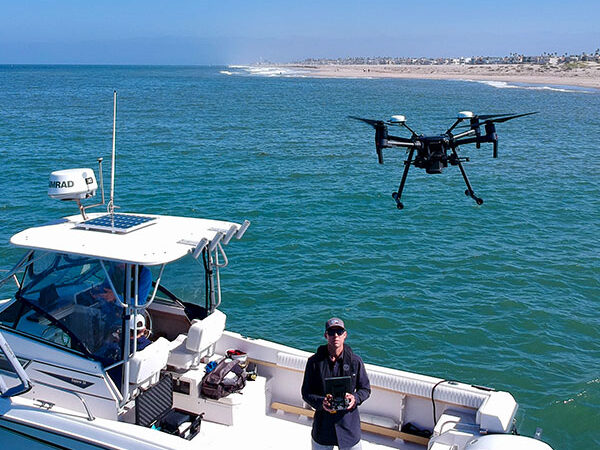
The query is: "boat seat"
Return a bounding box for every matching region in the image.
[129,337,170,391]
[167,309,227,370]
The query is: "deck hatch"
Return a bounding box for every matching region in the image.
[75,213,155,234]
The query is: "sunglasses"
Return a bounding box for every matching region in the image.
[326,328,345,337]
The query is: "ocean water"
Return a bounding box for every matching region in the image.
[0,65,598,449]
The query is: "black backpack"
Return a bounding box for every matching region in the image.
[200,359,246,400]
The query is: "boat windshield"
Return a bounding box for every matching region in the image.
[0,252,146,366]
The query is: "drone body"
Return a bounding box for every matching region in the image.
[351,111,536,209]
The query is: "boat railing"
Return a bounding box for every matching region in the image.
[0,268,21,289]
[0,331,32,398]
[1,324,95,421]
[33,379,95,421]
[0,250,33,290]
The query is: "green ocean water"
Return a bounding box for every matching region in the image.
[0,65,598,449]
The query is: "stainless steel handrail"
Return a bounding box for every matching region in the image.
[33,380,95,421]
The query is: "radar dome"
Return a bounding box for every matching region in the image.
[48,168,98,201]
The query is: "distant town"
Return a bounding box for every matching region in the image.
[293,50,600,66]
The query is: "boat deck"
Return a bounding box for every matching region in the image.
[185,372,424,450]
[197,410,422,449]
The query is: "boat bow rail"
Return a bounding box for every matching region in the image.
[0,331,32,398]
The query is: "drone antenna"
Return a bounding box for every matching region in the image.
[446,119,462,134]
[108,90,117,215]
[447,111,474,134]
[402,123,418,137]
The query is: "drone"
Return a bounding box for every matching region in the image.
[351,111,537,209]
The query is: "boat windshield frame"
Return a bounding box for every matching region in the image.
[0,251,158,367]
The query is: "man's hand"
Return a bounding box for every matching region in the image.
[345,393,356,410]
[98,287,118,303]
[323,394,335,413]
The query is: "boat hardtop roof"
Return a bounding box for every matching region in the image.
[10,212,242,265]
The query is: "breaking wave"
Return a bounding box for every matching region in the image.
[223,65,311,78]
[461,79,598,93]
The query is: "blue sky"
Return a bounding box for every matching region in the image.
[1,0,598,64]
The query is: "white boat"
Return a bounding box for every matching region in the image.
[0,98,553,450]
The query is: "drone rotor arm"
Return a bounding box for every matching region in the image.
[386,134,417,147]
[452,128,477,140]
[453,135,492,147]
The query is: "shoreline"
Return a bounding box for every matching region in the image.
[283,63,600,90]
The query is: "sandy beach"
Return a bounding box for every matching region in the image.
[287,63,600,90]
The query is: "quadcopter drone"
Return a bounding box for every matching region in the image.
[351,111,537,209]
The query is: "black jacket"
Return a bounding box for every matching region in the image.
[301,344,371,447]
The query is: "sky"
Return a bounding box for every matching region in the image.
[1,0,598,65]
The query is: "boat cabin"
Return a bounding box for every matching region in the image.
[0,212,248,421]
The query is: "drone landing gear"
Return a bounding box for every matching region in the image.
[451,149,483,206]
[465,189,484,205]
[391,192,403,209]
[391,147,415,210]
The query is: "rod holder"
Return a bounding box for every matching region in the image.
[222,225,238,245]
[208,232,224,253]
[192,238,208,259]
[236,220,251,239]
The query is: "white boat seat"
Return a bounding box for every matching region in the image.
[167,309,227,370]
[129,337,169,390]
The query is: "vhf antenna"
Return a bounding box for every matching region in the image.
[108,90,117,215]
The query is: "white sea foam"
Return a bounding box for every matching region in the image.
[459,79,598,93]
[219,70,233,75]
[224,65,310,78]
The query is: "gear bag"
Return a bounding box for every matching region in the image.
[200,359,246,400]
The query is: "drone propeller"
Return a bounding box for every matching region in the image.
[447,112,516,120]
[349,116,388,163]
[349,116,414,164]
[456,111,538,127]
[487,111,538,123]
[349,116,385,127]
[476,113,517,120]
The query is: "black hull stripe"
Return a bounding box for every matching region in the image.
[0,417,114,449]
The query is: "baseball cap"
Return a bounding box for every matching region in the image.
[325,317,345,330]
[130,314,146,331]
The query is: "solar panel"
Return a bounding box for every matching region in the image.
[76,213,155,234]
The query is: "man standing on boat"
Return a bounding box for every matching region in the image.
[302,318,371,450]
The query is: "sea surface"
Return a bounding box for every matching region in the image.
[0,65,598,449]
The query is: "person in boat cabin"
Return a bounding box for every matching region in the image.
[301,317,371,450]
[93,264,153,365]
[93,263,152,308]
[130,314,151,351]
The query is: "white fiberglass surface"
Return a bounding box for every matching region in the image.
[10,213,241,265]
